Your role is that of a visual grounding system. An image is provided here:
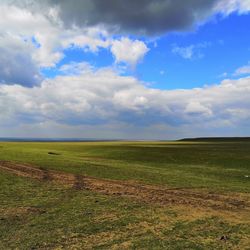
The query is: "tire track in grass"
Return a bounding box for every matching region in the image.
[0,160,249,211]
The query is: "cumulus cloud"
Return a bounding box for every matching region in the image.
[0,4,64,68]
[61,27,111,53]
[0,3,65,85]
[1,66,250,139]
[111,38,149,67]
[0,34,42,86]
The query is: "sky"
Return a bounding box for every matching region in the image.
[0,0,250,140]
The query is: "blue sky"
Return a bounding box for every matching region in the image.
[140,13,250,89]
[0,0,250,139]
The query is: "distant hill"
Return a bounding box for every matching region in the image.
[179,137,250,142]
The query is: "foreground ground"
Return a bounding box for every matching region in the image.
[0,140,249,249]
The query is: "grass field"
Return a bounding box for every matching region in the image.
[0,140,249,249]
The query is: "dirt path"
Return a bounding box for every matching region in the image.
[0,161,249,210]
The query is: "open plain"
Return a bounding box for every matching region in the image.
[0,140,249,249]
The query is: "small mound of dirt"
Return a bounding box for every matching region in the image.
[48,152,61,155]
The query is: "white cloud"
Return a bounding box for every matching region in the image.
[61,27,111,53]
[111,38,149,67]
[59,62,93,75]
[172,42,211,60]
[0,4,64,68]
[234,63,250,76]
[215,0,250,15]
[185,101,212,116]
[172,45,195,59]
[1,65,250,139]
[0,33,42,86]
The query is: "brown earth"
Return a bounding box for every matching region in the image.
[0,160,249,211]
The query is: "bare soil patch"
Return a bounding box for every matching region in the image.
[0,161,249,211]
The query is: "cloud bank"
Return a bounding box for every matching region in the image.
[1,66,250,139]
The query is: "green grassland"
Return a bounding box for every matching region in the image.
[0,140,250,249]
